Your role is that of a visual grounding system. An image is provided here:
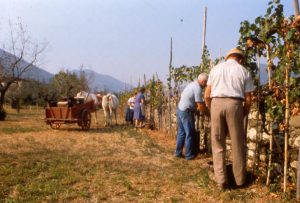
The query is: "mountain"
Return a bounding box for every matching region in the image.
[73,69,133,93]
[0,49,53,83]
[0,49,132,92]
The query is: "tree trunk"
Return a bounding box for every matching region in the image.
[0,90,6,109]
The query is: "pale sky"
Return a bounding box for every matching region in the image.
[0,0,295,86]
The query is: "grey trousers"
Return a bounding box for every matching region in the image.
[210,98,246,186]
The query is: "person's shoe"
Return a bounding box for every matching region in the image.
[186,154,197,160]
[175,154,184,158]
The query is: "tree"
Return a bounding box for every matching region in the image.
[49,69,90,99]
[0,21,46,119]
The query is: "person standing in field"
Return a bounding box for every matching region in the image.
[133,87,146,128]
[204,48,254,189]
[175,73,210,160]
[125,93,135,125]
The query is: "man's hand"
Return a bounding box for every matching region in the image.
[204,85,212,109]
[196,102,210,117]
[244,92,252,116]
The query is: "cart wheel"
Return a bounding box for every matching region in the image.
[50,122,61,129]
[81,110,91,131]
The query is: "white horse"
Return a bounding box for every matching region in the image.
[75,91,100,107]
[102,93,119,127]
[76,91,102,126]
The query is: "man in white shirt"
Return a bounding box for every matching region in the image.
[205,48,254,189]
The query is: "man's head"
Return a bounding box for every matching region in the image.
[225,48,244,65]
[197,73,208,88]
[139,86,146,93]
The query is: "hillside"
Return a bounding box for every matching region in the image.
[0,49,53,83]
[73,69,133,93]
[0,49,133,92]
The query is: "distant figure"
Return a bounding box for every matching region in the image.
[175,73,210,160]
[205,48,254,190]
[102,93,119,127]
[125,93,135,125]
[133,87,146,128]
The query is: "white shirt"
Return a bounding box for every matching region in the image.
[207,59,254,99]
[127,97,135,109]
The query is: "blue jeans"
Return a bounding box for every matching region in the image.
[175,108,196,160]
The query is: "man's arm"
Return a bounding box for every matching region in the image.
[244,92,252,115]
[196,102,210,117]
[204,85,212,109]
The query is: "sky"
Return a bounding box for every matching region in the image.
[0,0,295,86]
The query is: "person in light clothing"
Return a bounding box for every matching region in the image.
[175,73,210,160]
[205,48,255,189]
[125,93,135,124]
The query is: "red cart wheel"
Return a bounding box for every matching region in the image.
[50,122,61,129]
[81,110,91,131]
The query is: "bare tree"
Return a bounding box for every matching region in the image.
[0,21,46,117]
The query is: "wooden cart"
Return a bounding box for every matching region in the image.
[45,99,96,130]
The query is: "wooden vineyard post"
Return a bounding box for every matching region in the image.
[266,45,273,186]
[200,7,207,73]
[266,121,273,186]
[297,146,300,200]
[294,1,300,198]
[253,53,261,173]
[283,64,290,192]
[201,7,207,63]
[168,37,173,135]
[294,0,300,16]
[266,45,272,90]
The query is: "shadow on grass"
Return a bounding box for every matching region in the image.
[48,123,134,134]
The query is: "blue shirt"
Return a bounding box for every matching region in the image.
[178,81,203,111]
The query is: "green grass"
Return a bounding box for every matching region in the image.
[0,151,83,202]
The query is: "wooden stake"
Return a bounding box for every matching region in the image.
[283,64,290,192]
[266,121,273,186]
[266,46,273,186]
[253,53,261,173]
[266,45,272,90]
[297,146,300,199]
[293,0,300,17]
[201,7,207,57]
[168,37,173,135]
[200,7,207,72]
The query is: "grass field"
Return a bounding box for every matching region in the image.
[0,107,295,202]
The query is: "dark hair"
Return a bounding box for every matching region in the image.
[140,86,146,92]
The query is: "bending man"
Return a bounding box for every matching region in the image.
[175,73,210,160]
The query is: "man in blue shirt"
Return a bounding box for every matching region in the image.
[175,73,210,160]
